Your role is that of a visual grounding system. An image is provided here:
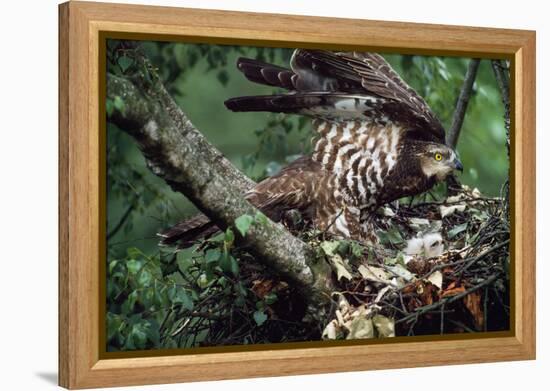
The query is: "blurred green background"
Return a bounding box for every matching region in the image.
[107,41,508,259]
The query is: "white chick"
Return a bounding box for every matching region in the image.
[422,233,444,258]
[404,237,424,256]
[404,233,444,259]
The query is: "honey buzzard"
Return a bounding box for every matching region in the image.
[160,49,463,246]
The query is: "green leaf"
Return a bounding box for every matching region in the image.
[320,241,340,256]
[224,228,235,244]
[387,227,404,244]
[167,285,177,302]
[126,247,141,259]
[176,252,192,272]
[160,260,178,277]
[121,290,138,314]
[146,320,160,346]
[448,222,468,239]
[108,260,118,274]
[253,310,268,326]
[197,274,209,289]
[138,269,153,287]
[204,249,221,264]
[106,313,123,341]
[350,242,364,259]
[141,287,154,309]
[129,323,148,349]
[219,253,239,276]
[395,253,406,266]
[264,293,278,305]
[254,211,268,226]
[126,259,141,274]
[207,233,225,243]
[235,214,254,237]
[106,99,114,117]
[174,289,194,311]
[113,95,125,113]
[377,227,404,245]
[230,256,239,276]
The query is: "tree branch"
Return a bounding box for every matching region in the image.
[491,59,511,217]
[106,60,333,314]
[491,60,511,155]
[446,59,481,149]
[107,199,135,240]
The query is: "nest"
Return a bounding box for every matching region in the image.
[316,185,510,339]
[162,185,510,347]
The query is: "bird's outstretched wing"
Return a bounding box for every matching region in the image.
[225,49,445,143]
[158,157,325,247]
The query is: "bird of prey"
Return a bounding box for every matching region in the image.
[160,49,463,246]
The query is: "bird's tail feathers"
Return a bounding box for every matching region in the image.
[225,92,379,119]
[236,57,296,90]
[158,214,218,248]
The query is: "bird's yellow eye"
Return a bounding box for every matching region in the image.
[434,153,443,161]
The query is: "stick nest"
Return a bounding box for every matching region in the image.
[310,185,510,339]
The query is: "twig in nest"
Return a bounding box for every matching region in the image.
[395,274,498,326]
[455,239,510,277]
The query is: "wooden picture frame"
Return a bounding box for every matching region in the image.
[59,1,536,389]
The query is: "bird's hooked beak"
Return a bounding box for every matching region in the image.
[453,155,463,172]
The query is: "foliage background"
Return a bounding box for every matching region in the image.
[106,41,508,351]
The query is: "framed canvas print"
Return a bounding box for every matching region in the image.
[59,1,536,389]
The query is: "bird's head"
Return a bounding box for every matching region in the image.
[417,143,463,181]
